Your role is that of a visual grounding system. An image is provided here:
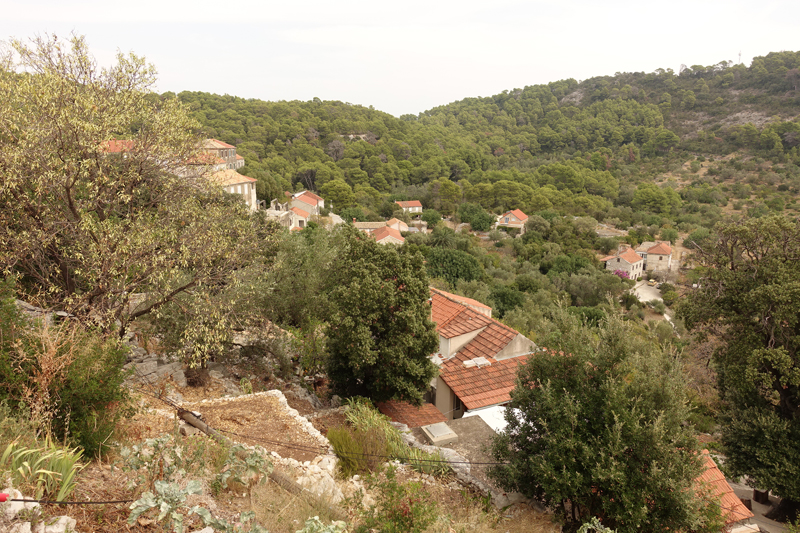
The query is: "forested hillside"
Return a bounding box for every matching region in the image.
[174,50,800,228]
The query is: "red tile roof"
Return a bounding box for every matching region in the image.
[433,295,493,339]
[619,248,643,264]
[647,242,672,255]
[290,206,309,218]
[395,200,422,208]
[431,287,533,410]
[430,287,491,314]
[294,192,320,206]
[439,347,527,410]
[235,154,244,160]
[377,401,446,428]
[696,450,754,525]
[210,169,257,186]
[372,226,404,243]
[509,209,528,221]
[204,138,236,149]
[301,191,324,202]
[101,139,136,153]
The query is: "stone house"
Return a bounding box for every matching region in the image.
[209,169,258,212]
[429,288,536,420]
[635,241,673,272]
[386,218,409,232]
[202,139,245,170]
[600,246,645,279]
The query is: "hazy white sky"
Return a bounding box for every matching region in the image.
[2,0,798,117]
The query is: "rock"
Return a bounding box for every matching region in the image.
[180,423,200,437]
[9,523,32,533]
[190,528,214,533]
[167,392,184,404]
[155,361,182,378]
[208,370,225,381]
[172,370,187,388]
[1,488,39,520]
[42,516,77,533]
[330,395,342,408]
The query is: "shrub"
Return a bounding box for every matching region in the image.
[355,466,438,533]
[0,280,131,456]
[344,399,450,476]
[328,426,387,477]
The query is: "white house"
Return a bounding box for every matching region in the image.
[496,209,529,233]
[209,169,258,212]
[395,200,422,214]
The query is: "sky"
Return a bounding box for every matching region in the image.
[2,0,798,117]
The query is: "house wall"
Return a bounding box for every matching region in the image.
[604,257,643,278]
[376,236,403,245]
[494,333,535,360]
[645,253,671,271]
[292,198,318,215]
[434,377,464,420]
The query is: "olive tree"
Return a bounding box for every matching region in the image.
[0,35,267,360]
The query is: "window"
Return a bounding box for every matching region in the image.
[617,258,620,263]
[454,394,462,412]
[659,256,663,261]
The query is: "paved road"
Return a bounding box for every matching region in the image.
[633,280,662,303]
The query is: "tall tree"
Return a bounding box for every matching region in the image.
[325,226,438,404]
[489,309,721,533]
[0,35,264,339]
[679,215,800,520]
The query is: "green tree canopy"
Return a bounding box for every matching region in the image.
[325,226,438,405]
[678,215,800,515]
[489,309,721,533]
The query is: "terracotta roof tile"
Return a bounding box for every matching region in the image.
[204,138,236,149]
[395,200,422,208]
[377,401,446,428]
[439,349,527,410]
[210,169,257,186]
[696,450,754,525]
[648,242,672,255]
[101,139,136,153]
[509,209,528,221]
[619,248,643,264]
[294,192,319,206]
[372,226,404,243]
[290,206,309,218]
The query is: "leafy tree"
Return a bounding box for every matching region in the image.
[679,215,800,519]
[425,248,483,287]
[320,179,356,211]
[489,309,721,533]
[421,209,442,227]
[325,227,438,405]
[340,207,367,222]
[0,35,261,339]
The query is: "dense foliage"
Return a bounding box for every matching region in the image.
[325,226,439,404]
[679,215,800,513]
[489,309,722,533]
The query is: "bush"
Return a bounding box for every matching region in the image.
[344,399,450,476]
[355,466,438,533]
[0,281,131,456]
[328,426,387,477]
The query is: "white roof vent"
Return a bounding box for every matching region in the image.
[462,359,477,368]
[473,356,491,367]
